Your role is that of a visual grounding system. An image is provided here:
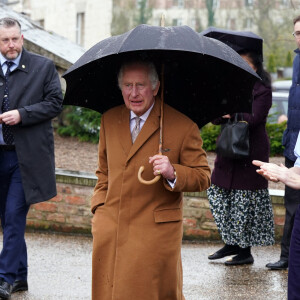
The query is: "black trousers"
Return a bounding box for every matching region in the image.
[280,157,300,261]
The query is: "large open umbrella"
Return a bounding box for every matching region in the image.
[63,24,259,128]
[200,27,263,62]
[63,24,259,184]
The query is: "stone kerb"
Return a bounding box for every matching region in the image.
[26,170,285,241]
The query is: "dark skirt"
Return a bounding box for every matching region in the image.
[207,184,275,247]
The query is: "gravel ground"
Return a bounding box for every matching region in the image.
[54,132,285,190]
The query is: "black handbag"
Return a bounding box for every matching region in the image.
[216,113,250,159]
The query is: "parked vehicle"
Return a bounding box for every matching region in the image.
[272,80,292,92]
[268,91,289,123]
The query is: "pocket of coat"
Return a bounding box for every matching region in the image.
[153,208,182,223]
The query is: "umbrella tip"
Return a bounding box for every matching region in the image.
[160,14,165,27]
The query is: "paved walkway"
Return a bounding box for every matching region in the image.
[2,232,287,300]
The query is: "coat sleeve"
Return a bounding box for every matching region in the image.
[91,116,108,213]
[18,59,63,126]
[164,122,211,192]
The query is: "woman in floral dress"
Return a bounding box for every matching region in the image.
[207,50,274,265]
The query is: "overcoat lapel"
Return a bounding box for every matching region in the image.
[118,98,161,164]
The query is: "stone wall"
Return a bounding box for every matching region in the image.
[26,170,285,241]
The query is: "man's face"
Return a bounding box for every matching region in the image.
[120,63,160,116]
[0,25,23,60]
[294,21,300,49]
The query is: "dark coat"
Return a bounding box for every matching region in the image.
[283,48,300,162]
[0,49,63,205]
[211,81,272,190]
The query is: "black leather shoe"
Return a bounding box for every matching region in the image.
[0,278,12,299]
[266,260,288,270]
[12,280,28,293]
[225,254,254,266]
[208,246,239,260]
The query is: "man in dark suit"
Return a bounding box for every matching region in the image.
[0,17,62,298]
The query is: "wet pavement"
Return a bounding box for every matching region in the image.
[1,232,288,300]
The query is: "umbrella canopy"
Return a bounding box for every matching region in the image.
[200,27,263,62]
[63,24,260,128]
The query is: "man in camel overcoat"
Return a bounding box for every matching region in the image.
[91,60,211,300]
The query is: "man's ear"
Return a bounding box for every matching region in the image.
[153,81,160,96]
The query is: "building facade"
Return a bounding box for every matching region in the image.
[3,0,113,49]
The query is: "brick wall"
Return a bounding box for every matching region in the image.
[26,170,285,241]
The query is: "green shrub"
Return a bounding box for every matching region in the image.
[57,106,101,143]
[266,121,287,156]
[267,54,276,73]
[200,121,287,156]
[285,51,293,67]
[200,123,221,152]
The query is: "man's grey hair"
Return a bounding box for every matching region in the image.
[118,61,159,90]
[0,17,21,33]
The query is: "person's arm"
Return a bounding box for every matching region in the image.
[166,123,211,192]
[253,160,300,190]
[18,59,63,125]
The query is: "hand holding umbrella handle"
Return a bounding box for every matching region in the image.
[138,166,161,185]
[138,63,164,186]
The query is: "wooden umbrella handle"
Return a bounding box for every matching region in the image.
[138,166,161,185]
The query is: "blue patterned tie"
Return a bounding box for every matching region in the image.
[2,61,14,145]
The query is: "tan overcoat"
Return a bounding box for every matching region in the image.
[91,99,211,300]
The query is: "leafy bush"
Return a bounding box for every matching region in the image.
[57,106,101,143]
[267,54,276,73]
[285,51,293,67]
[200,121,287,156]
[200,123,221,152]
[266,121,287,156]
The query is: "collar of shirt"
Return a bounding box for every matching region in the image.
[130,101,155,132]
[0,50,22,74]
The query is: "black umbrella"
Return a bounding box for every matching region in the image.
[200,27,263,62]
[62,24,259,129]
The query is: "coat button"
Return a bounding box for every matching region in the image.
[0,82,3,86]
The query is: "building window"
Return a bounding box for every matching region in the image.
[76,12,85,46]
[226,18,236,30]
[245,0,253,6]
[36,19,44,28]
[244,17,253,29]
[172,18,183,26]
[213,0,220,9]
[173,0,184,8]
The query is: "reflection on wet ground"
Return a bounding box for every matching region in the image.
[1,233,287,300]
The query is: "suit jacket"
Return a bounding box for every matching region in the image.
[91,98,211,300]
[0,48,63,204]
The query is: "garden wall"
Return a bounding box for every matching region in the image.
[26,170,285,241]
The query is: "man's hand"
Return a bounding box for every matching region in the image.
[149,154,176,181]
[0,110,21,125]
[252,160,286,182]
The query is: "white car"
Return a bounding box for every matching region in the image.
[272,80,292,92]
[268,91,289,123]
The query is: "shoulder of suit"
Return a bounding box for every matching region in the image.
[22,48,53,65]
[103,104,126,118]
